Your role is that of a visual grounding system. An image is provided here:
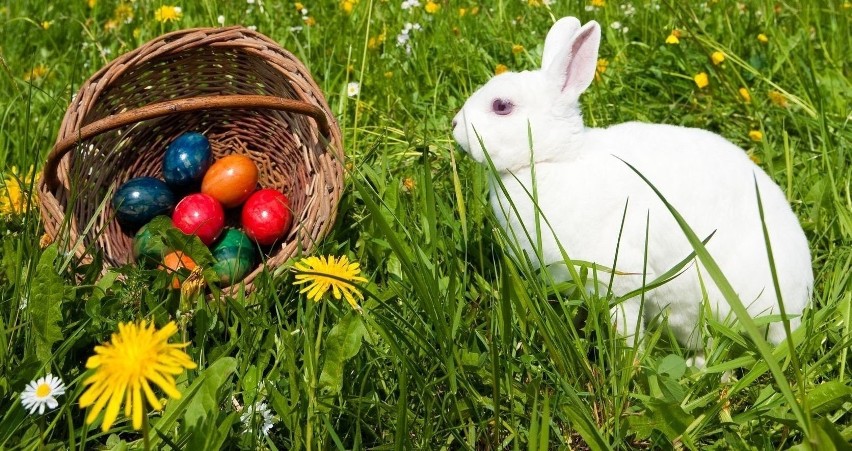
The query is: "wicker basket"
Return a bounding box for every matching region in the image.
[38,26,344,295]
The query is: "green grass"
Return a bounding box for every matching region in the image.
[1,0,851,449]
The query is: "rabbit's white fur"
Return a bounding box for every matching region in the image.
[452,17,812,350]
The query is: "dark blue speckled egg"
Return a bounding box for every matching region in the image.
[112,177,176,229]
[162,132,212,189]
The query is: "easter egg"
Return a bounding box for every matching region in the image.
[172,193,225,245]
[163,132,212,189]
[112,177,176,230]
[161,250,197,289]
[211,229,257,285]
[241,189,292,246]
[132,216,170,266]
[201,154,259,208]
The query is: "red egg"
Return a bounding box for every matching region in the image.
[241,189,292,246]
[172,193,225,245]
[201,154,259,208]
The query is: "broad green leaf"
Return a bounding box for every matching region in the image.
[628,399,694,442]
[807,381,852,415]
[657,354,687,379]
[30,245,64,365]
[319,312,366,394]
[184,356,238,429]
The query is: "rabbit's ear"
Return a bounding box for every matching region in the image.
[542,17,581,71]
[543,20,601,99]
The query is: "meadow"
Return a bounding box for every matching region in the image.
[1,0,850,449]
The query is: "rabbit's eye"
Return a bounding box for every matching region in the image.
[491,99,514,116]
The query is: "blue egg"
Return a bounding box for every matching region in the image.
[112,177,176,229]
[162,132,212,188]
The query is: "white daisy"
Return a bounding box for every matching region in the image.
[347,82,361,98]
[20,374,66,415]
[240,402,275,437]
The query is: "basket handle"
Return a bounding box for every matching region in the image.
[43,94,332,191]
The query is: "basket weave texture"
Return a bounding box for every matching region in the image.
[38,26,344,294]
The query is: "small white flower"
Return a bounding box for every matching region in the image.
[19,294,27,310]
[610,21,622,30]
[347,82,361,98]
[289,26,303,33]
[20,374,66,415]
[396,32,410,46]
[217,15,225,25]
[247,0,255,3]
[584,5,595,11]
[300,8,308,15]
[401,0,421,10]
[240,402,275,437]
[247,25,257,31]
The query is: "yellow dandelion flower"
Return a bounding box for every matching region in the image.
[41,21,51,30]
[104,19,120,31]
[39,233,53,249]
[154,6,181,23]
[711,51,725,65]
[1,166,36,216]
[591,0,606,6]
[768,90,788,107]
[665,33,680,45]
[459,7,467,17]
[748,130,763,142]
[757,33,769,43]
[88,0,97,8]
[595,58,608,81]
[749,153,761,164]
[738,87,752,103]
[512,44,524,54]
[384,71,393,78]
[78,321,196,432]
[23,64,48,82]
[425,1,440,13]
[114,3,134,23]
[470,6,480,15]
[180,266,205,300]
[304,16,316,26]
[528,0,543,6]
[341,0,355,14]
[368,32,386,49]
[402,177,416,192]
[694,72,709,89]
[495,64,508,75]
[293,255,368,311]
[295,2,305,11]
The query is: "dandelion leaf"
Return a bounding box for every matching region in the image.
[184,356,238,430]
[319,312,366,395]
[30,245,64,365]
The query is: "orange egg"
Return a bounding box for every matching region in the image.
[160,251,197,289]
[201,154,259,208]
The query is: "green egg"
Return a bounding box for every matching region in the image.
[132,217,170,267]
[211,229,257,285]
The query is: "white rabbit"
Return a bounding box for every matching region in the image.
[451,17,813,358]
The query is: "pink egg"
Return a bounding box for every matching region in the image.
[241,189,292,246]
[172,193,225,245]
